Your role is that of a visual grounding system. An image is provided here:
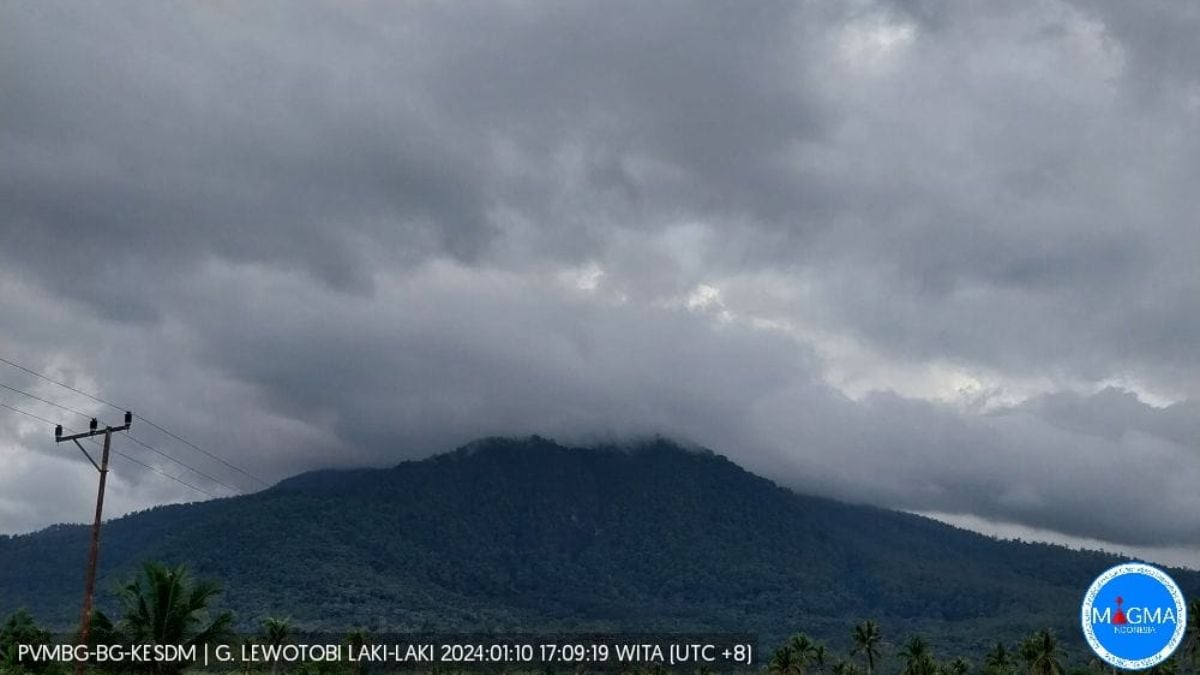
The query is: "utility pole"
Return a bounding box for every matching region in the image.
[55,411,132,675]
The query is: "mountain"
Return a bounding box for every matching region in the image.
[0,436,1193,658]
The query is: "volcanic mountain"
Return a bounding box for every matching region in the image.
[1,436,1191,656]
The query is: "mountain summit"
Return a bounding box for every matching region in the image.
[0,436,1189,654]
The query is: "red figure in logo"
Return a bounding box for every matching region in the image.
[1113,596,1128,625]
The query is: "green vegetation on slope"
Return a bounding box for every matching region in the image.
[0,437,1193,659]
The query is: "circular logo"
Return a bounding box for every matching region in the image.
[1081,563,1187,670]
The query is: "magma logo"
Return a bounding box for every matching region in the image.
[1081,563,1187,670]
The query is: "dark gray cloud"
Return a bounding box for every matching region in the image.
[2,0,1199,561]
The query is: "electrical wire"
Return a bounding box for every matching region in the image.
[133,416,269,487]
[0,354,269,487]
[0,356,124,411]
[0,400,219,499]
[109,449,219,499]
[120,431,241,494]
[0,381,93,420]
[0,379,241,494]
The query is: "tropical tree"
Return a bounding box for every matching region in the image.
[898,636,937,675]
[789,633,818,668]
[0,610,56,674]
[258,617,291,675]
[773,633,821,675]
[1185,598,1200,670]
[811,644,828,674]
[260,617,291,647]
[1019,630,1065,675]
[343,629,370,675]
[769,644,805,675]
[1150,657,1179,675]
[946,656,970,675]
[851,620,882,675]
[93,562,233,675]
[1082,657,1109,675]
[983,643,1013,675]
[831,661,861,675]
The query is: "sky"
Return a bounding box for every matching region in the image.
[1,0,1199,566]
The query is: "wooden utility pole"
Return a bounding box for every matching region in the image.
[55,411,132,675]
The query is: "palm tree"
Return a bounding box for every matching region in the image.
[1020,630,1065,675]
[898,636,936,675]
[832,661,862,675]
[812,644,828,674]
[852,620,883,675]
[1150,657,1180,675]
[769,644,805,675]
[984,643,1013,675]
[93,562,233,675]
[790,633,818,666]
[261,616,292,646]
[259,617,291,675]
[947,656,970,675]
[1185,598,1200,670]
[344,629,371,675]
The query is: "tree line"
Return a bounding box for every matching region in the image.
[767,613,1200,675]
[3,563,1200,674]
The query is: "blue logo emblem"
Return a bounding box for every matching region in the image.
[1081,563,1187,670]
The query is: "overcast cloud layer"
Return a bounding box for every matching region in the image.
[2,1,1199,564]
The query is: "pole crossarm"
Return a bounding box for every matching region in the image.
[56,425,128,442]
[55,414,132,443]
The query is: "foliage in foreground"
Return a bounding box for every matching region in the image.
[89,563,232,675]
[766,616,1200,675]
[4,562,1200,674]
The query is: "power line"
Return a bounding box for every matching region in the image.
[121,431,241,495]
[3,356,230,669]
[109,449,218,499]
[134,416,269,487]
[0,381,93,420]
[7,395,219,665]
[0,401,59,427]
[0,354,269,487]
[0,401,217,499]
[0,356,123,412]
[0,381,242,494]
